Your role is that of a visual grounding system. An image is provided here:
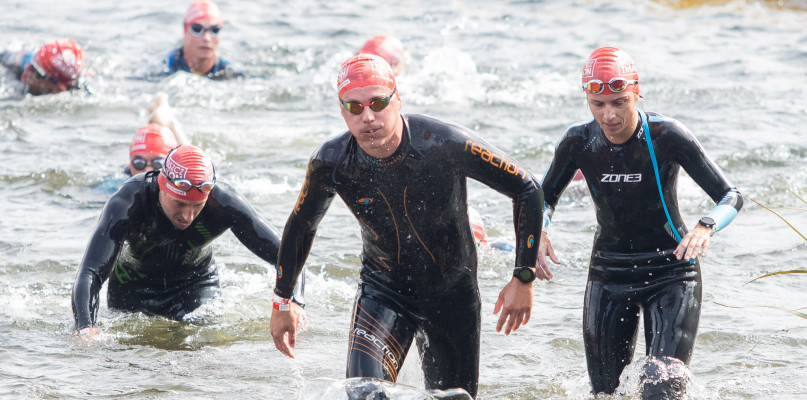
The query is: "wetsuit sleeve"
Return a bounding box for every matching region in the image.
[217,184,282,264]
[665,121,743,231]
[71,189,132,330]
[539,128,582,229]
[273,158,337,299]
[456,132,543,268]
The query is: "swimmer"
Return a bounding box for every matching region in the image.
[0,38,86,95]
[537,47,743,398]
[358,35,407,75]
[269,54,543,398]
[72,145,302,336]
[95,95,188,193]
[157,0,243,80]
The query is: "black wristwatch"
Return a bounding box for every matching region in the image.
[697,216,715,229]
[513,266,536,284]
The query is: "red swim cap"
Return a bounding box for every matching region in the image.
[582,46,639,95]
[359,35,406,71]
[32,39,84,83]
[184,0,223,28]
[158,145,215,202]
[337,53,396,98]
[129,123,178,159]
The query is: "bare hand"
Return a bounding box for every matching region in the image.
[536,232,559,280]
[270,307,299,358]
[493,277,534,335]
[674,224,712,262]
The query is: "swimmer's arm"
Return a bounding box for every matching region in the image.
[271,162,335,358]
[71,190,132,332]
[674,189,743,261]
[72,224,123,332]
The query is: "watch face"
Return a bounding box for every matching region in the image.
[515,267,535,283]
[699,217,715,227]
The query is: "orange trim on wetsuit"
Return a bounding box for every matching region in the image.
[274,113,543,299]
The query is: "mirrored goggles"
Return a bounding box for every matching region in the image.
[161,170,216,193]
[340,87,397,115]
[582,77,638,94]
[131,157,165,171]
[188,23,222,38]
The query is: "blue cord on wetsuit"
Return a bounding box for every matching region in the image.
[640,109,695,264]
[640,109,681,243]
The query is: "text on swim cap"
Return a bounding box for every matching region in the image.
[464,140,526,180]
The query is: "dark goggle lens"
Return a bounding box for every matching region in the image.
[369,98,391,112]
[151,158,165,170]
[608,78,630,92]
[343,102,364,115]
[131,158,147,170]
[189,23,221,37]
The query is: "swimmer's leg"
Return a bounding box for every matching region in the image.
[346,284,415,384]
[584,279,641,394]
[641,277,702,400]
[417,286,481,398]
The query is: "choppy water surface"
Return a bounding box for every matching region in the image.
[1,1,806,399]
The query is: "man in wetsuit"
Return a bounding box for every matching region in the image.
[72,145,300,335]
[158,0,243,80]
[0,38,85,95]
[537,47,743,399]
[269,54,543,398]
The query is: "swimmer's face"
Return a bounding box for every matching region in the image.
[128,152,167,174]
[586,91,639,143]
[158,190,207,230]
[340,85,403,159]
[23,65,75,95]
[183,19,220,60]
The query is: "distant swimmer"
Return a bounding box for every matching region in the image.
[72,145,301,336]
[269,54,543,398]
[0,38,86,95]
[151,0,243,80]
[537,47,743,399]
[358,35,407,75]
[96,95,187,193]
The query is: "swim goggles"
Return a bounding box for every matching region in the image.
[340,87,397,115]
[582,77,638,94]
[131,157,165,171]
[161,170,216,193]
[188,23,222,38]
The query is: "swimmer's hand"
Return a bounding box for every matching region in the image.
[536,232,559,280]
[673,224,712,262]
[292,302,309,333]
[494,277,533,335]
[271,306,300,359]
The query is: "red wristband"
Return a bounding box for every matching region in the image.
[273,294,291,311]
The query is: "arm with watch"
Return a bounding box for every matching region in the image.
[672,189,743,262]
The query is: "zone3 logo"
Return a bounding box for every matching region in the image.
[601,173,642,183]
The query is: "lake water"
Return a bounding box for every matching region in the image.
[1,0,806,399]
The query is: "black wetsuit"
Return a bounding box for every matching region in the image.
[274,114,543,397]
[72,171,282,331]
[541,110,742,395]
